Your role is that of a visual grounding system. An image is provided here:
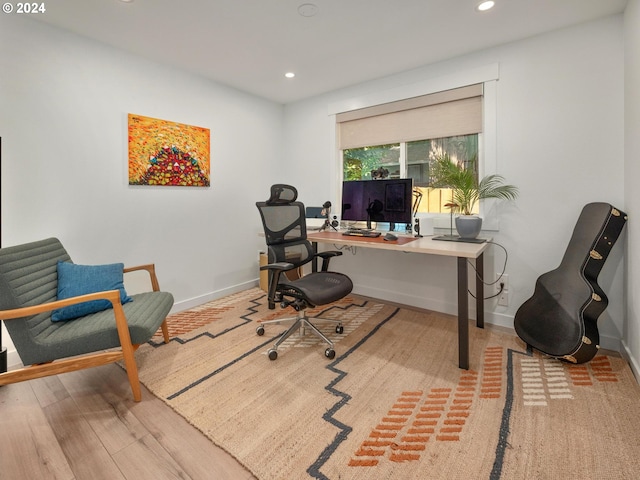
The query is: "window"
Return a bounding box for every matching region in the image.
[329,64,499,230]
[342,135,479,214]
[337,84,483,214]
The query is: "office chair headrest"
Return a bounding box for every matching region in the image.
[267,184,298,205]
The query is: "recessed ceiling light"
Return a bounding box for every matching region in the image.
[476,1,495,11]
[285,72,296,79]
[119,0,134,3]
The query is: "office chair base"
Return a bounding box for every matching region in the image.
[256,322,343,336]
[256,312,342,329]
[267,346,335,361]
[257,312,341,360]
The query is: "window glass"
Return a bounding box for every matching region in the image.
[411,134,479,214]
[343,144,400,181]
[342,134,479,214]
[407,139,431,186]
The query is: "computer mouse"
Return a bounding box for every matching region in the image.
[384,233,398,241]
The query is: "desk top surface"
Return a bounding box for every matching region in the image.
[308,231,491,259]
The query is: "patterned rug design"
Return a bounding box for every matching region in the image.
[135,288,640,480]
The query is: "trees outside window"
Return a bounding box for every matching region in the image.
[342,134,479,214]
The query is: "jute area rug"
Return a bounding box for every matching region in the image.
[136,288,640,480]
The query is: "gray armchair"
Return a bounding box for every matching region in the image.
[0,237,173,401]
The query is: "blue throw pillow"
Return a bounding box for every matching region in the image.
[51,261,133,322]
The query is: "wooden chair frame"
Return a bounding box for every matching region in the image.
[0,264,170,402]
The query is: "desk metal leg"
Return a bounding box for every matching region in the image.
[457,257,469,370]
[312,242,318,273]
[476,252,484,328]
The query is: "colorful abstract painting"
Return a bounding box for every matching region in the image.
[128,114,210,187]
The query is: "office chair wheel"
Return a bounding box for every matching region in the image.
[268,349,278,360]
[256,325,265,336]
[335,325,344,334]
[325,348,336,359]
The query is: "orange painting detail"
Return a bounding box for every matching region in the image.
[128,114,210,187]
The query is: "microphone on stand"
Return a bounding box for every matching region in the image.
[320,201,339,231]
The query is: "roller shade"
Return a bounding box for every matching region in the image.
[337,84,483,150]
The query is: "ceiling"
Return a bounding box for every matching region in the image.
[32,0,628,104]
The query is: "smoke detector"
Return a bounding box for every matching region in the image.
[298,3,319,17]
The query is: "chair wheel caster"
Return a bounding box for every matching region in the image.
[256,325,265,336]
[325,348,335,359]
[268,349,278,360]
[335,325,344,334]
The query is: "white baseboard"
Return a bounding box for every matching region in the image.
[5,279,634,379]
[170,279,259,313]
[351,285,626,356]
[353,284,512,326]
[352,285,460,318]
[621,340,640,381]
[1,280,260,371]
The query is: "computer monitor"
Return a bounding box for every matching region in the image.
[341,178,413,230]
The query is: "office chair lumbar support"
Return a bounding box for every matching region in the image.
[256,184,353,360]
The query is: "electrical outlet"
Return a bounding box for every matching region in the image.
[496,273,509,293]
[498,289,509,307]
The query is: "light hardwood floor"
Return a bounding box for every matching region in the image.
[0,364,256,480]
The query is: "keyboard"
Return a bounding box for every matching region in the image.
[342,228,381,238]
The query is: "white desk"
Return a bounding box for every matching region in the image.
[308,231,491,369]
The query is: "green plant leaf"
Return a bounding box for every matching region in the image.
[429,155,518,215]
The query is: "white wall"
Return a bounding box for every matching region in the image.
[624,0,640,377]
[1,13,634,371]
[283,16,628,353]
[0,16,283,364]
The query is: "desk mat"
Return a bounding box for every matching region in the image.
[309,231,418,246]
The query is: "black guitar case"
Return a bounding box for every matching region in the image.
[514,202,627,364]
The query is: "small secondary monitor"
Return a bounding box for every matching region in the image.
[341,178,413,229]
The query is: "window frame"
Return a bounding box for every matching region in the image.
[328,64,500,231]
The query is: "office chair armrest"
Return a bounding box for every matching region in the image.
[316,251,343,272]
[259,261,294,272]
[260,262,295,309]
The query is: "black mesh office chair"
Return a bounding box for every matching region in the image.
[256,184,353,360]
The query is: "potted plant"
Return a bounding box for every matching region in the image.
[430,154,519,239]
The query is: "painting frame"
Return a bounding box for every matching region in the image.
[128,114,211,187]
